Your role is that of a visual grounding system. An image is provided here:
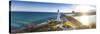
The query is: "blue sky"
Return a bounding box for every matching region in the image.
[10,1,96,13]
[11,1,77,12]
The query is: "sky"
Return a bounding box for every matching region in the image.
[10,0,96,5]
[10,0,96,13]
[11,1,78,12]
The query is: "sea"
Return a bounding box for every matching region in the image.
[10,11,62,30]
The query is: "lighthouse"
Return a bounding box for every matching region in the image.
[56,9,61,22]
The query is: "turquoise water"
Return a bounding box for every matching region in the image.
[11,11,61,30]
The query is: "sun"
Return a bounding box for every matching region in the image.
[74,5,95,25]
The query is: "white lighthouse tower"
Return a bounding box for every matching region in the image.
[56,9,61,21]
